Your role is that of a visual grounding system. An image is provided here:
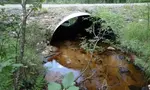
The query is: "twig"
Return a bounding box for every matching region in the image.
[74,38,99,82]
[80,70,96,83]
[25,8,34,19]
[75,21,107,82]
[92,23,97,37]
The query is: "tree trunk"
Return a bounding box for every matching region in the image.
[14,0,27,90]
[20,0,27,63]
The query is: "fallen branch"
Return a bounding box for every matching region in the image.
[74,38,99,82]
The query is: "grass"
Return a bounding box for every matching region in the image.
[94,5,150,80]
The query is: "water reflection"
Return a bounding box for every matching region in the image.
[44,59,82,83]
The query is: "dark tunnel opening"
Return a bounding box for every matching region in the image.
[50,16,93,45]
[50,15,117,45]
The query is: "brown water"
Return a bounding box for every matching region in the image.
[46,40,145,90]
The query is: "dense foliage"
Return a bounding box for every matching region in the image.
[94,4,150,80]
[0,8,46,90]
[0,8,21,90]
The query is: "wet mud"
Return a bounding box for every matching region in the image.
[45,40,145,90]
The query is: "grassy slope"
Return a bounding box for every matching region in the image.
[93,4,150,80]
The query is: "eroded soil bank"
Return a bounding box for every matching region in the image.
[44,40,146,90]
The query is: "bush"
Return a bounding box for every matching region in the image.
[0,8,21,90]
[0,9,46,90]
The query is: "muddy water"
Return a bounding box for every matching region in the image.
[47,40,145,90]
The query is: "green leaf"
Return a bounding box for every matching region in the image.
[67,86,79,90]
[0,60,12,72]
[33,7,38,11]
[37,4,42,9]
[48,82,61,90]
[12,63,23,68]
[40,0,45,3]
[62,72,75,88]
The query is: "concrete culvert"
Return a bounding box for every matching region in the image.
[50,12,116,45]
[50,12,92,45]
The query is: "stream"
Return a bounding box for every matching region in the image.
[43,40,146,90]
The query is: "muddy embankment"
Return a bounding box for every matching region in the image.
[44,40,146,90]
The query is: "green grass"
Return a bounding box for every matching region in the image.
[94,5,150,80]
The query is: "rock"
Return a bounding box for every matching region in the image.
[117,55,125,60]
[42,45,59,57]
[107,46,115,50]
[148,85,150,90]
[141,86,149,90]
[119,67,130,74]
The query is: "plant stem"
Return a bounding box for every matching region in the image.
[147,3,150,30]
[74,39,99,82]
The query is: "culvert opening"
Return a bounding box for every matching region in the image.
[50,16,92,45]
[50,12,116,45]
[50,12,92,45]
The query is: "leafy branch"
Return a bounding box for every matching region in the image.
[75,17,116,85]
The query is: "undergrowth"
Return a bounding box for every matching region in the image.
[94,4,150,80]
[0,9,46,90]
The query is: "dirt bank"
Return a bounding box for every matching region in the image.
[45,40,145,90]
